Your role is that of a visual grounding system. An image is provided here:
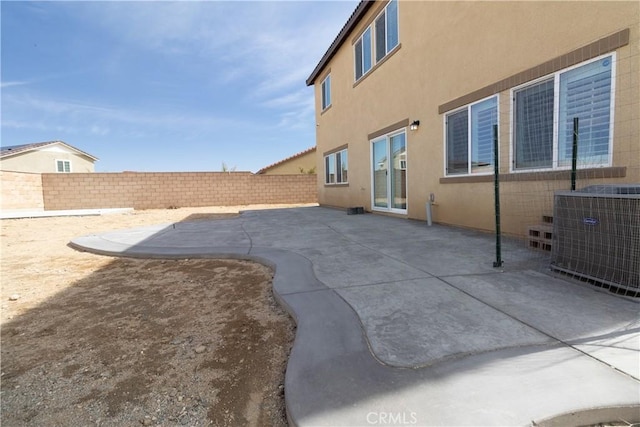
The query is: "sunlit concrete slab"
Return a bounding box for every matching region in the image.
[336,277,554,367]
[144,222,251,248]
[69,206,640,426]
[77,224,174,247]
[297,243,431,288]
[445,270,640,378]
[244,225,354,250]
[283,283,638,427]
[0,207,134,219]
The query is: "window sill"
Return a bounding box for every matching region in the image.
[324,183,349,188]
[321,104,332,115]
[439,166,626,184]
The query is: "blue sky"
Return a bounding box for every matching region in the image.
[1,1,357,172]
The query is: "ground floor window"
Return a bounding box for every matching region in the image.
[513,54,614,171]
[324,148,348,184]
[371,130,406,212]
[445,96,498,176]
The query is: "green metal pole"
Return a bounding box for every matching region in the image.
[571,117,579,191]
[493,124,503,268]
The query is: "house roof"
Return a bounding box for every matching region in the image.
[0,140,99,161]
[256,146,316,174]
[306,0,373,86]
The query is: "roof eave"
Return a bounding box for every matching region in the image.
[46,141,100,162]
[0,141,99,162]
[306,0,374,86]
[256,146,316,174]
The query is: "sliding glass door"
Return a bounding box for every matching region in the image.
[372,139,388,208]
[371,130,407,213]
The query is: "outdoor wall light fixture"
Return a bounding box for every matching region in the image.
[410,120,420,131]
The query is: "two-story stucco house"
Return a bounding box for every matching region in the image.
[0,141,98,174]
[307,0,639,237]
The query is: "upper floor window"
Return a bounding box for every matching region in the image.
[56,159,71,173]
[445,96,498,176]
[321,74,331,110]
[513,54,614,171]
[354,0,399,82]
[325,148,348,184]
[355,28,372,80]
[375,0,398,62]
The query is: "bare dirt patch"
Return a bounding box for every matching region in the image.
[1,205,301,426]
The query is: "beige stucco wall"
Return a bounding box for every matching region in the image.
[314,1,639,236]
[261,149,317,175]
[1,149,95,173]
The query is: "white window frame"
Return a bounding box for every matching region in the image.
[324,148,348,185]
[354,0,399,82]
[509,53,616,173]
[370,128,408,214]
[354,28,372,81]
[321,74,331,111]
[56,159,71,173]
[443,95,499,176]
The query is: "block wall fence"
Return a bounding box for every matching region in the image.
[0,171,45,210]
[1,172,317,211]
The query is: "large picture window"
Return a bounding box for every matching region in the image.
[325,149,348,185]
[354,0,398,81]
[513,54,614,170]
[445,96,497,175]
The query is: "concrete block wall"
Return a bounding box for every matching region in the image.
[41,172,317,210]
[0,171,44,210]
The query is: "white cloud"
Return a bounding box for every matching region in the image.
[0,81,31,88]
[62,1,357,101]
[2,93,243,137]
[90,125,110,137]
[1,70,93,90]
[3,1,357,152]
[261,88,311,109]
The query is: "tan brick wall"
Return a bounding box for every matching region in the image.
[0,171,44,210]
[41,172,317,210]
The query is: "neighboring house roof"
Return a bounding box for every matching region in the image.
[256,146,316,174]
[0,140,99,161]
[306,0,373,86]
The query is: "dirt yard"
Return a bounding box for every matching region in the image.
[0,205,303,426]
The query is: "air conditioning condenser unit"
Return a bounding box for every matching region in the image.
[550,184,640,296]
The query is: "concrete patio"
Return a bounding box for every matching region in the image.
[70,206,640,426]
